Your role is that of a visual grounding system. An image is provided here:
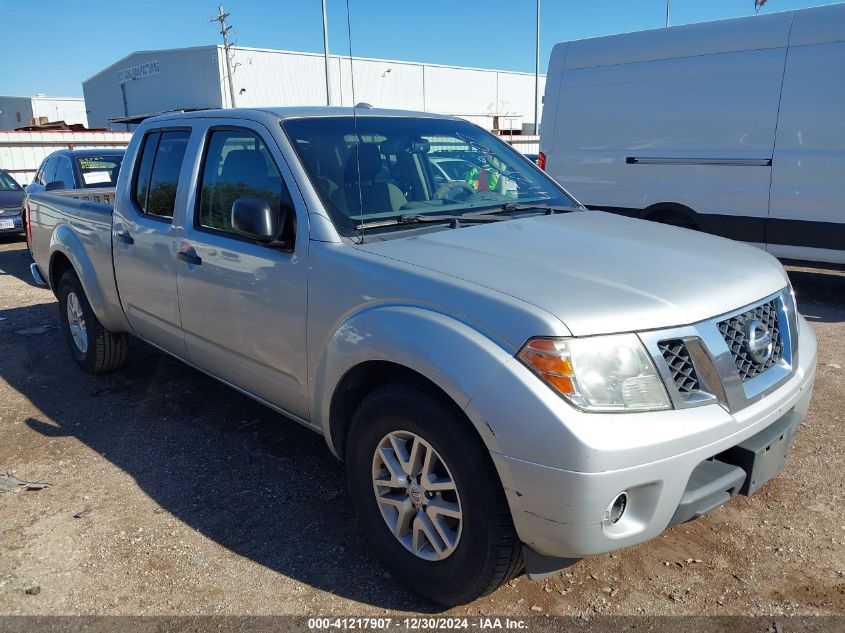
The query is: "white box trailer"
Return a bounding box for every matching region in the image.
[540,3,845,265]
[0,130,132,187]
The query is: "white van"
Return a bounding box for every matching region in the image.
[539,3,845,265]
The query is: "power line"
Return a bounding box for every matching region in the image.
[211,5,237,108]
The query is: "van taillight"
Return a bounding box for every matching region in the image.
[537,152,546,171]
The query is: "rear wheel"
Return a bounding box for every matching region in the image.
[57,270,127,374]
[345,379,522,605]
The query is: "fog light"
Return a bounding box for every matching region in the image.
[606,492,628,525]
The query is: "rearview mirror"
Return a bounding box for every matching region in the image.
[44,180,66,191]
[231,197,293,248]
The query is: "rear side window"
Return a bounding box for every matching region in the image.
[132,129,190,220]
[197,129,292,235]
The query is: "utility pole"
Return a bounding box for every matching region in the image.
[211,5,237,108]
[665,0,670,27]
[322,0,333,106]
[533,0,540,135]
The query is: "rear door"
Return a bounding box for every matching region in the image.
[112,126,192,355]
[175,119,309,419]
[767,16,845,264]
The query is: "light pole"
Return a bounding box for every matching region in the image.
[322,0,333,106]
[533,0,540,135]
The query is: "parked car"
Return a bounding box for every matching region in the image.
[0,169,25,236]
[25,149,124,194]
[26,107,816,606]
[540,3,845,266]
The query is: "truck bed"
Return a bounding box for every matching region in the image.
[27,190,127,332]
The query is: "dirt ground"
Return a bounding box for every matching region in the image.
[0,236,843,618]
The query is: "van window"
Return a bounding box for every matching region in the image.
[132,129,190,220]
[197,129,292,237]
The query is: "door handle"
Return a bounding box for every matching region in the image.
[177,249,202,266]
[116,230,134,245]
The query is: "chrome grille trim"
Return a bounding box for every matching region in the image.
[658,339,700,393]
[717,300,783,381]
[639,287,797,413]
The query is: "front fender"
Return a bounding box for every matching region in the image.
[313,305,514,457]
[49,226,129,333]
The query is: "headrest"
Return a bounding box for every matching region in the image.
[346,143,383,182]
[221,150,268,183]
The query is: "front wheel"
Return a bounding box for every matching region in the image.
[57,270,127,374]
[345,379,522,605]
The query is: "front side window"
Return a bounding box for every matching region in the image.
[132,129,190,220]
[284,116,578,237]
[38,157,58,186]
[77,155,123,188]
[53,157,75,189]
[197,129,292,236]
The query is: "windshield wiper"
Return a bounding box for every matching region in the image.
[356,212,507,231]
[496,201,583,214]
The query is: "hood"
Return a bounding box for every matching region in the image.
[357,211,789,336]
[0,190,24,211]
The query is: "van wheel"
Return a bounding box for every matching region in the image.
[57,270,127,374]
[345,379,523,606]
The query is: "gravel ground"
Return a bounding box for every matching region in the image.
[0,236,843,618]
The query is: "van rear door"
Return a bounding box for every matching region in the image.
[767,6,845,264]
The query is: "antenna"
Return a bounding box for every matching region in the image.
[345,0,365,244]
[211,5,238,108]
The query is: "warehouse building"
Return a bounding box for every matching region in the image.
[0,95,88,131]
[83,45,545,133]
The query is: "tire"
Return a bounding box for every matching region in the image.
[57,270,127,374]
[345,379,522,606]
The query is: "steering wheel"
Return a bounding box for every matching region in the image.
[434,181,475,202]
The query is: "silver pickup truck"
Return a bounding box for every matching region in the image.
[26,107,817,605]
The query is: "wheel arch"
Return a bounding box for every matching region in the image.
[48,225,130,333]
[641,202,706,231]
[314,305,514,460]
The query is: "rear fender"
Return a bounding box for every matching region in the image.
[313,305,514,458]
[49,225,129,332]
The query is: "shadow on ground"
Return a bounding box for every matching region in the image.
[0,243,438,612]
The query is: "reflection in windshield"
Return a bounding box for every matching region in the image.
[283,116,578,236]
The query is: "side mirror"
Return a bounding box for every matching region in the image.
[231,197,293,248]
[44,180,66,191]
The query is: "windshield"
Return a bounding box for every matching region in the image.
[283,116,579,237]
[76,155,123,189]
[0,171,22,191]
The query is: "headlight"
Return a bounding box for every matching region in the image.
[518,334,672,412]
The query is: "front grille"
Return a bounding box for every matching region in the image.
[718,300,783,381]
[658,339,700,393]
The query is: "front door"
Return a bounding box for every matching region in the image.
[175,122,309,420]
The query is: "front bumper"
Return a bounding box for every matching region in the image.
[468,315,816,561]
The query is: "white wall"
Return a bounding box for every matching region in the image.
[30,97,88,127]
[0,131,132,186]
[0,97,33,131]
[84,46,546,131]
[83,46,225,129]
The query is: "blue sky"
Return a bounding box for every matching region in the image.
[2,0,841,97]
